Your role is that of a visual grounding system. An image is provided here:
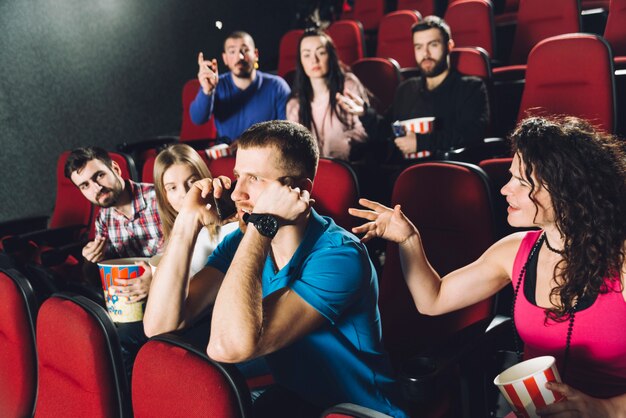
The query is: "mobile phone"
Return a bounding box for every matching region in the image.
[213,181,237,221]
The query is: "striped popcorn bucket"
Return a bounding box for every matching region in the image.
[494,356,564,418]
[97,257,149,323]
[399,116,435,134]
[205,143,234,160]
[398,117,435,160]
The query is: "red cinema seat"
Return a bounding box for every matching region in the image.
[327,20,365,65]
[396,0,436,15]
[445,0,496,58]
[0,269,38,418]
[517,33,616,134]
[351,57,402,113]
[35,293,131,417]
[277,29,304,78]
[311,158,360,231]
[132,334,252,418]
[376,10,423,69]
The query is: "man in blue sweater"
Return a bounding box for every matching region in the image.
[190,31,291,145]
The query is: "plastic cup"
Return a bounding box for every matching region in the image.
[493,356,563,418]
[97,257,149,323]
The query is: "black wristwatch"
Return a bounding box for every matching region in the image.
[243,213,279,238]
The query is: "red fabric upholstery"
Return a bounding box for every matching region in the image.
[508,0,580,65]
[179,79,218,142]
[132,335,251,418]
[206,155,237,181]
[604,0,626,58]
[352,0,386,31]
[322,402,395,417]
[396,0,435,15]
[141,154,156,183]
[351,57,402,113]
[445,0,495,57]
[0,270,37,418]
[518,33,616,133]
[277,29,304,78]
[311,158,360,231]
[376,10,422,68]
[380,162,496,362]
[450,47,492,79]
[49,151,94,231]
[35,294,130,418]
[582,0,610,9]
[327,20,365,65]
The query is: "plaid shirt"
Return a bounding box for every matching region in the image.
[96,180,163,259]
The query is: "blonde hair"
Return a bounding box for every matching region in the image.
[154,144,218,241]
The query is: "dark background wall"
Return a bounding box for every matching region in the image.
[0,0,300,222]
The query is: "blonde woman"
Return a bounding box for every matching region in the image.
[154,143,238,277]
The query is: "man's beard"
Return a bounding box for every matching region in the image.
[419,53,449,78]
[95,182,123,208]
[232,60,253,78]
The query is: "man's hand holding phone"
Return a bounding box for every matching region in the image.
[180,177,236,227]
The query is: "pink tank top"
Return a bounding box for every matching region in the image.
[512,230,626,398]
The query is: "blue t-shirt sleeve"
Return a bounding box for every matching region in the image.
[205,229,243,273]
[291,239,369,324]
[189,86,215,125]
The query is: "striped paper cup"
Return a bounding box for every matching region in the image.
[399,117,435,134]
[97,257,148,323]
[205,143,233,160]
[494,356,563,418]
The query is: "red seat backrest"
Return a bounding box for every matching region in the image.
[49,151,94,231]
[353,0,386,31]
[380,162,496,362]
[327,20,365,65]
[376,10,422,68]
[604,0,626,57]
[179,79,218,142]
[445,0,495,57]
[277,29,304,78]
[450,46,492,79]
[132,335,251,418]
[351,57,402,113]
[518,33,616,133]
[311,158,360,231]
[0,269,38,418]
[508,0,580,65]
[142,155,156,183]
[396,0,435,15]
[35,294,131,417]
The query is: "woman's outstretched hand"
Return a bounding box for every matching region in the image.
[348,198,417,243]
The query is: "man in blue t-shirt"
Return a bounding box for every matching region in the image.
[189,31,291,144]
[144,120,408,417]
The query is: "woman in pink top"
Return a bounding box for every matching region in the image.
[350,115,626,416]
[286,29,369,161]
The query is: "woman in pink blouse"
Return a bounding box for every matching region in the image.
[351,115,626,417]
[287,29,369,161]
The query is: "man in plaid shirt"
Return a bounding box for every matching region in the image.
[65,146,163,379]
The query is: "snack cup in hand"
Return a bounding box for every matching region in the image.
[399,117,435,134]
[97,257,149,323]
[398,117,435,159]
[494,356,564,418]
[205,143,233,160]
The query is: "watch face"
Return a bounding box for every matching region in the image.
[247,213,278,237]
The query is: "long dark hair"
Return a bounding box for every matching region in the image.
[511,115,626,321]
[292,29,349,136]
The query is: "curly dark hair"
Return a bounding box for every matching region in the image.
[510,115,626,321]
[291,28,349,137]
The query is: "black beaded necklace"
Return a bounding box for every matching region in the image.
[511,232,577,379]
